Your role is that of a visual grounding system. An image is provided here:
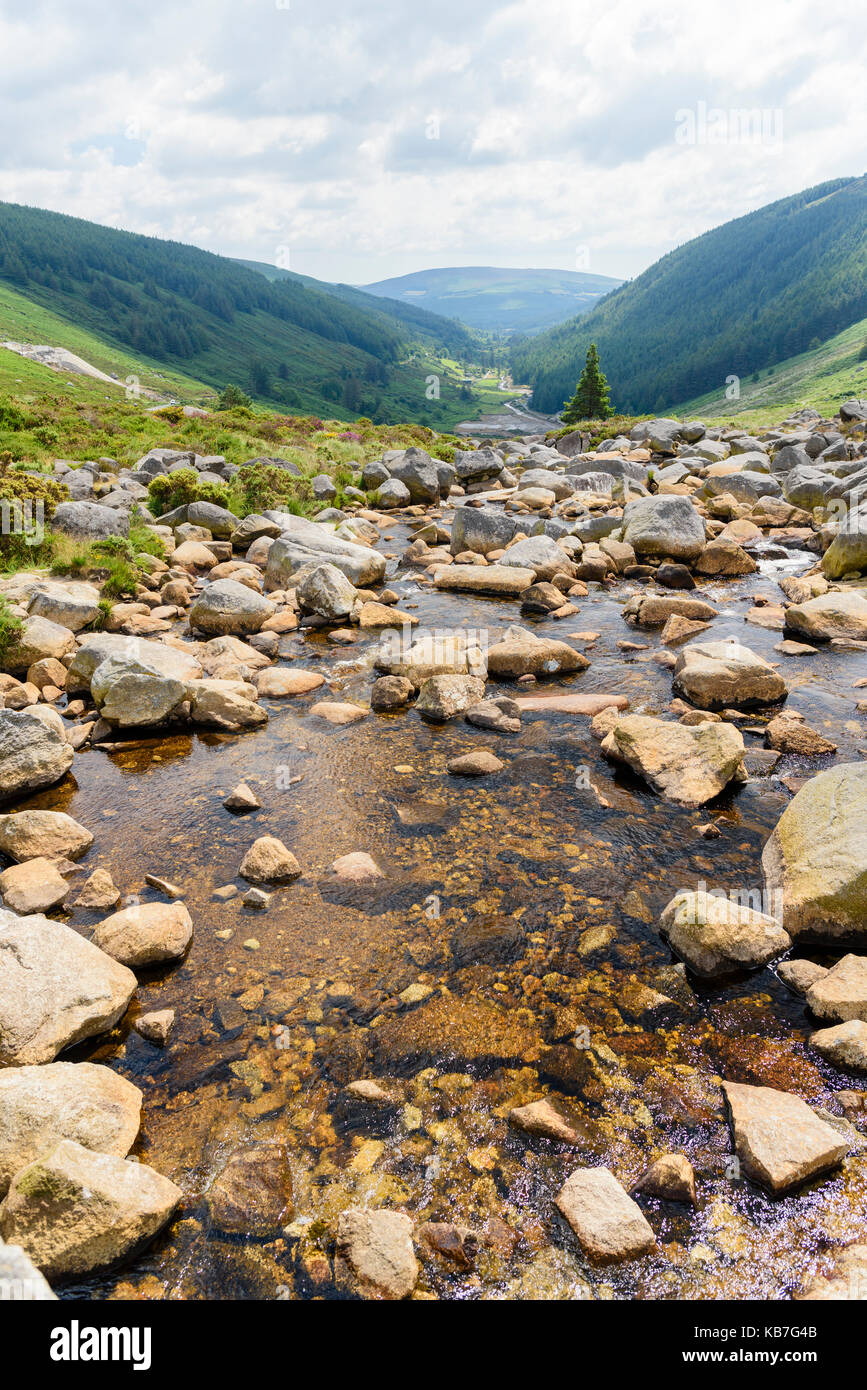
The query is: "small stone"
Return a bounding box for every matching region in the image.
[632,1154,697,1205]
[224,782,261,812]
[447,749,504,776]
[330,852,384,883]
[239,836,301,883]
[555,1167,656,1263]
[335,1208,419,1300]
[809,1020,867,1071]
[134,1009,175,1046]
[74,868,121,910]
[0,857,68,914]
[509,1098,584,1144]
[777,959,829,995]
[723,1081,849,1193]
[806,955,867,1023]
[243,888,271,910]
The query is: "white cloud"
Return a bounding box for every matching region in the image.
[0,0,863,283]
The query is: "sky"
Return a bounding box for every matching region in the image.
[0,0,864,287]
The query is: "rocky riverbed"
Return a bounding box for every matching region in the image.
[2,404,867,1301]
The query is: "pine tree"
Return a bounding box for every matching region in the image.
[561,343,613,422]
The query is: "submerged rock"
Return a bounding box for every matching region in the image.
[206,1141,294,1236]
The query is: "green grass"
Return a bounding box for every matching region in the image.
[675,315,867,428]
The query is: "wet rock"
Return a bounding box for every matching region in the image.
[206,1141,294,1236]
[447,749,504,776]
[0,709,73,799]
[694,538,757,576]
[334,1208,418,1300]
[0,1139,181,1279]
[656,562,696,590]
[330,852,384,883]
[375,996,538,1069]
[660,614,711,645]
[509,1097,586,1144]
[516,692,627,716]
[451,915,524,966]
[371,675,414,711]
[243,887,271,910]
[0,857,68,914]
[0,810,92,863]
[239,836,301,883]
[134,1009,175,1046]
[672,640,787,710]
[765,714,837,756]
[74,869,121,910]
[660,890,790,977]
[223,782,261,812]
[806,955,867,1023]
[777,959,829,995]
[796,1243,867,1300]
[416,675,486,721]
[762,764,867,942]
[0,911,136,1065]
[632,1154,697,1205]
[91,901,193,969]
[189,579,275,636]
[555,1167,656,1262]
[785,592,867,643]
[601,715,746,807]
[465,696,521,733]
[722,1081,849,1193]
[486,630,589,680]
[809,1021,867,1071]
[418,1222,480,1270]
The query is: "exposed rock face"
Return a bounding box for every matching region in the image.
[806,955,867,1023]
[334,1208,419,1300]
[485,630,590,680]
[0,710,73,801]
[555,1167,656,1262]
[187,679,267,730]
[0,1063,142,1196]
[188,579,275,635]
[0,912,137,1065]
[91,901,193,969]
[765,714,837,756]
[672,640,788,710]
[0,1139,181,1278]
[785,592,867,643]
[621,495,705,561]
[0,810,93,863]
[762,764,867,942]
[206,1141,294,1235]
[660,890,790,977]
[602,715,746,807]
[722,1081,849,1194]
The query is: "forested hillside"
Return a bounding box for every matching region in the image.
[0,203,498,425]
[512,176,867,415]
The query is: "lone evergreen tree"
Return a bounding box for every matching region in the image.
[561,343,613,422]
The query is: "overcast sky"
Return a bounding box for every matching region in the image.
[0,0,864,286]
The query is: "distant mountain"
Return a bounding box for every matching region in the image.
[512,175,867,416]
[0,202,494,427]
[361,266,623,335]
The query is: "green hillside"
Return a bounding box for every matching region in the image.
[0,202,511,430]
[675,314,867,427]
[513,175,867,415]
[362,266,622,335]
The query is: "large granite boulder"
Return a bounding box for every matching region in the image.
[621,496,705,562]
[188,579,275,636]
[0,710,73,801]
[602,715,745,807]
[673,640,788,710]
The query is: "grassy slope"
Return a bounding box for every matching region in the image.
[675,315,867,428]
